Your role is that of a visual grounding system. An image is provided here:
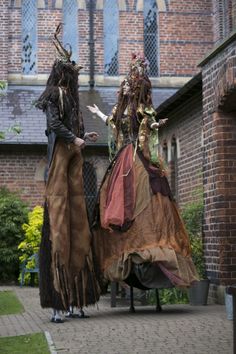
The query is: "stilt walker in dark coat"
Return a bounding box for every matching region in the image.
[36,24,100,322]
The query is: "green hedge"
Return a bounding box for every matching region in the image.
[0,188,29,283]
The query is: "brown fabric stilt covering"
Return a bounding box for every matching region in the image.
[39,202,65,310]
[93,151,199,289]
[39,140,100,310]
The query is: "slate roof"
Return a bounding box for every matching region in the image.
[0,85,176,146]
[156,73,202,119]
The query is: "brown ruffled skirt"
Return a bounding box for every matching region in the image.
[93,145,198,289]
[39,140,100,310]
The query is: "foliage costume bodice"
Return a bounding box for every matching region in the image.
[107,103,159,165]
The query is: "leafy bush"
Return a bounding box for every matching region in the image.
[182,200,206,279]
[0,188,29,283]
[181,200,203,236]
[18,206,43,285]
[148,287,189,305]
[188,234,206,279]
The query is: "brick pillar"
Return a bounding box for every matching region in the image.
[201,35,236,301]
[0,1,9,81]
[203,111,236,286]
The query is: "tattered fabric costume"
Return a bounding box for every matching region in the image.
[93,54,198,291]
[36,24,100,310]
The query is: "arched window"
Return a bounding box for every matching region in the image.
[170,136,178,200]
[218,0,233,40]
[104,0,119,76]
[162,140,168,164]
[233,0,236,29]
[83,161,97,225]
[63,0,78,62]
[22,0,37,74]
[144,0,159,77]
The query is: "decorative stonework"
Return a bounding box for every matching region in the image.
[77,0,86,10]
[38,0,46,8]
[7,73,191,88]
[136,0,169,12]
[96,0,126,10]
[55,0,62,8]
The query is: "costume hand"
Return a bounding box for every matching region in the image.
[151,122,159,130]
[84,132,99,142]
[87,104,99,114]
[74,137,85,148]
[159,118,168,126]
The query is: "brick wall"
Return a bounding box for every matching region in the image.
[0,148,46,208]
[0,0,9,80]
[119,11,144,75]
[159,0,213,76]
[79,10,90,74]
[5,0,214,80]
[37,9,62,74]
[94,10,104,75]
[159,93,203,208]
[8,8,21,75]
[0,146,109,209]
[201,35,236,297]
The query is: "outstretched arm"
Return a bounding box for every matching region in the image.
[151,118,168,130]
[87,104,108,123]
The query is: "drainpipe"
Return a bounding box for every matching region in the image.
[88,0,95,88]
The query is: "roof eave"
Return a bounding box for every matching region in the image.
[155,72,202,118]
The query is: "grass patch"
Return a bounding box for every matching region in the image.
[0,333,50,354]
[0,291,24,315]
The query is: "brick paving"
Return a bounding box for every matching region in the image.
[0,286,233,354]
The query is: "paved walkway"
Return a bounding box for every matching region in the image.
[0,286,233,354]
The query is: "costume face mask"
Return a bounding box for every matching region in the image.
[122,80,130,96]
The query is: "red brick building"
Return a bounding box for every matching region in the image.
[0,0,235,301]
[156,2,236,302]
[0,0,213,204]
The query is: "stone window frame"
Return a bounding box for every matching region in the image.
[62,0,79,62]
[11,0,48,8]
[143,0,159,77]
[21,0,38,75]
[103,0,120,77]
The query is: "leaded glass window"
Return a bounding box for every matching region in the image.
[63,0,78,62]
[104,0,119,76]
[83,162,97,225]
[170,136,178,200]
[162,141,168,163]
[22,0,37,75]
[144,0,159,77]
[219,0,233,39]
